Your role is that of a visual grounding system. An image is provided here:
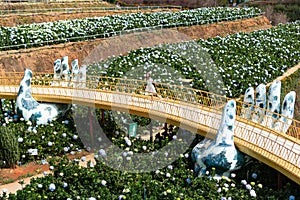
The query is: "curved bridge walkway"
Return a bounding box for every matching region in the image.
[0,72,300,184]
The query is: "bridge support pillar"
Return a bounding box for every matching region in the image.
[101,109,105,124]
[150,120,153,142]
[277,172,282,189]
[164,122,168,133]
[11,100,15,114]
[0,100,2,115]
[88,107,94,148]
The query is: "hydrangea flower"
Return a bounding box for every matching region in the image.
[63,182,68,188]
[241,180,247,185]
[289,195,295,200]
[122,152,128,157]
[101,180,107,186]
[245,184,252,190]
[250,189,256,197]
[251,173,257,179]
[41,160,47,165]
[49,183,56,192]
[186,178,191,185]
[167,165,173,170]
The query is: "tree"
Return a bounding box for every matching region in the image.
[0,127,20,168]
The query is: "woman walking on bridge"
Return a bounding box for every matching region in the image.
[145,72,160,100]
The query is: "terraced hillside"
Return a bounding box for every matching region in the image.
[0,15,271,72]
[1,5,300,199]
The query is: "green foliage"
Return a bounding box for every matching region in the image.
[281,5,300,21]
[0,127,20,168]
[281,68,300,121]
[255,3,300,22]
[270,4,300,21]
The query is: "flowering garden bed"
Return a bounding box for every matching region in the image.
[0,7,261,51]
[87,21,300,97]
[0,113,299,199]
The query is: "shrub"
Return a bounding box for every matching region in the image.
[0,126,20,168]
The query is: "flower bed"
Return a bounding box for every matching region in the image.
[1,132,299,199]
[0,7,261,50]
[0,99,82,165]
[198,21,300,97]
[88,21,300,97]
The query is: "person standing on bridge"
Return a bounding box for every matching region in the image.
[145,72,160,100]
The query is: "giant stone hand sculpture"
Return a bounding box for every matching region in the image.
[61,56,70,87]
[78,65,87,88]
[241,80,295,133]
[52,57,86,88]
[16,69,65,125]
[53,59,61,86]
[265,80,281,128]
[192,100,245,177]
[274,91,296,133]
[71,59,80,87]
[252,84,266,124]
[241,87,254,120]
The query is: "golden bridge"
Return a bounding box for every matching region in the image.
[0,72,300,184]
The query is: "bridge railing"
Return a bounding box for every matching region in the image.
[234,115,300,175]
[236,100,300,140]
[86,75,231,109]
[0,72,299,141]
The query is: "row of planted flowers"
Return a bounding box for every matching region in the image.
[0,7,261,50]
[87,21,300,98]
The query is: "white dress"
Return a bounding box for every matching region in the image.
[145,78,157,95]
